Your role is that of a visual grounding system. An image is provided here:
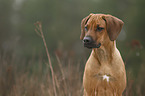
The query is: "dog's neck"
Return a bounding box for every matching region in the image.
[92,41,116,64]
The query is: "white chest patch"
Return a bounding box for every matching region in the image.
[103,75,110,82]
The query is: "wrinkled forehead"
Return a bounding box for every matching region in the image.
[87,14,106,27]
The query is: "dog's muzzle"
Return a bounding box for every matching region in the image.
[83,36,101,49]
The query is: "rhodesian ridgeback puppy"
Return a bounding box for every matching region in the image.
[80,13,126,96]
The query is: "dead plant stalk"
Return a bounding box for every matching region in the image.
[34,21,57,96]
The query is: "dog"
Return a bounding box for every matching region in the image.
[80,13,126,96]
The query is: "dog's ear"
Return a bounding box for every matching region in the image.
[102,15,124,41]
[80,13,93,40]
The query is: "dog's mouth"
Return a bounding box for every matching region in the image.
[84,42,101,49]
[83,36,101,49]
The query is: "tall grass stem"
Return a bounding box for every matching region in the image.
[34,21,57,96]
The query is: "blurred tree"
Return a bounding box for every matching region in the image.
[0,0,145,63]
[0,0,14,52]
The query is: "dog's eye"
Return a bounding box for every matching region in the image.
[97,26,104,31]
[85,26,88,31]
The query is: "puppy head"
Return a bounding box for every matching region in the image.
[80,13,124,48]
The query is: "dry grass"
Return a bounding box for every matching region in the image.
[0,22,145,96]
[0,51,83,96]
[34,21,57,96]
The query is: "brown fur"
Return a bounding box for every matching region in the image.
[80,14,126,96]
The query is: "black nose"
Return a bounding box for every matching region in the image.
[83,36,93,44]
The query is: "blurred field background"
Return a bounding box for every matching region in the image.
[0,0,145,96]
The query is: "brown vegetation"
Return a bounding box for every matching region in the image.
[0,22,144,96]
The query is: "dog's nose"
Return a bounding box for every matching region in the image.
[83,36,93,44]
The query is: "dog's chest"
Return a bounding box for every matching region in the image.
[83,53,124,95]
[84,63,116,83]
[83,64,118,95]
